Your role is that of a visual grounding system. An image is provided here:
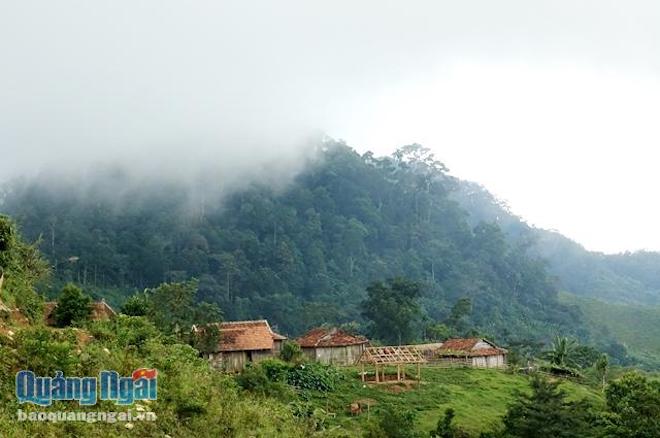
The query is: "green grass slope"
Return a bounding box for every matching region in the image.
[307,367,603,436]
[560,292,660,368]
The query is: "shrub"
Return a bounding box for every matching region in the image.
[279,340,303,362]
[501,374,595,438]
[604,372,660,437]
[53,283,92,327]
[430,407,470,438]
[14,327,78,375]
[14,288,43,323]
[286,362,343,392]
[236,363,295,400]
[260,358,292,381]
[290,401,333,432]
[120,292,149,316]
[191,323,220,353]
[365,407,422,438]
[236,364,270,392]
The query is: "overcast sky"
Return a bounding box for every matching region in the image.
[2,1,660,253]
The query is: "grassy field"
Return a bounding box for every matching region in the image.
[560,292,660,368]
[306,367,604,436]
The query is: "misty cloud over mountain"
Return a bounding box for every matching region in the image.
[3,1,660,251]
[4,1,660,179]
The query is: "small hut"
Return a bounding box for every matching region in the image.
[195,320,287,372]
[297,327,369,365]
[90,299,117,321]
[433,338,507,368]
[44,299,116,326]
[409,342,444,361]
[358,346,426,383]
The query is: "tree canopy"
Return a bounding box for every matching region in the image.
[361,277,423,344]
[501,375,596,438]
[53,283,92,327]
[0,143,587,344]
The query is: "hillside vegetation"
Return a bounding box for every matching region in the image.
[453,182,660,306]
[305,367,603,436]
[1,143,585,347]
[0,215,309,437]
[1,204,658,437]
[453,182,660,366]
[560,292,660,369]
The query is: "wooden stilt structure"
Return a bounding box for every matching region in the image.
[358,346,426,384]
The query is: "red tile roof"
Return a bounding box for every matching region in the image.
[297,327,368,348]
[435,338,507,357]
[199,320,287,352]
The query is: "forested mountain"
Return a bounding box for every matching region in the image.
[0,143,596,345]
[453,182,660,305]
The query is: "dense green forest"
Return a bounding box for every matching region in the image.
[0,216,314,437]
[560,292,660,368]
[4,141,658,368]
[452,181,660,367]
[453,182,660,306]
[1,143,588,348]
[1,213,658,438]
[0,156,660,438]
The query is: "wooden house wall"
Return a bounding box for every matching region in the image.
[303,344,365,366]
[432,354,506,368]
[431,356,471,367]
[251,350,276,363]
[206,349,277,373]
[471,354,506,368]
[206,351,247,372]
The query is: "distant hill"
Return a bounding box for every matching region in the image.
[0,142,585,347]
[452,182,660,306]
[559,292,660,369]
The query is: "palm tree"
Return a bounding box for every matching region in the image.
[543,336,578,368]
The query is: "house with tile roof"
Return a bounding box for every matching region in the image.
[433,338,507,368]
[297,327,369,365]
[193,319,287,372]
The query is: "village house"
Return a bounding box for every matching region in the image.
[195,320,286,372]
[43,299,116,326]
[409,342,445,361]
[297,327,369,366]
[433,338,507,368]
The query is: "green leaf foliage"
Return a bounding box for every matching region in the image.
[1,143,586,345]
[500,374,598,438]
[53,283,92,327]
[0,215,48,321]
[362,277,423,344]
[603,372,660,438]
